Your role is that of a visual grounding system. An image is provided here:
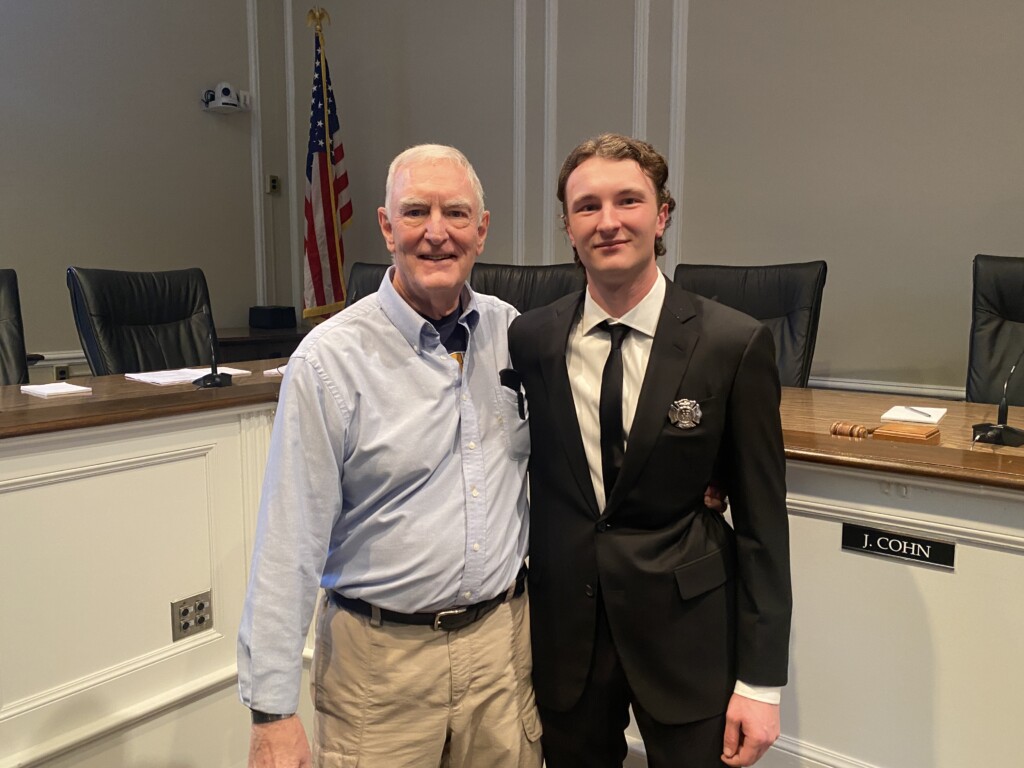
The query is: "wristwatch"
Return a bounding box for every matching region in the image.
[250,709,294,725]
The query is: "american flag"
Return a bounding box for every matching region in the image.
[303,29,352,319]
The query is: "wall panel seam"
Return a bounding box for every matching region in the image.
[513,0,527,266]
[247,0,267,304]
[633,0,649,139]
[542,0,558,266]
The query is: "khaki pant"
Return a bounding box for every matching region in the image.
[311,590,542,768]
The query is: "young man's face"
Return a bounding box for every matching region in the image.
[562,156,668,289]
[378,159,489,318]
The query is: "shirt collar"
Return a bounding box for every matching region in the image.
[580,271,666,339]
[377,265,480,352]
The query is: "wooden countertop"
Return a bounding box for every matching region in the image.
[780,388,1024,490]
[0,360,286,441]
[3,374,1023,490]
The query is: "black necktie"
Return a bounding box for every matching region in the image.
[598,320,630,503]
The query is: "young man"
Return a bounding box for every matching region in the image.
[509,134,792,767]
[238,145,541,768]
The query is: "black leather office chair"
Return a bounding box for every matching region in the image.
[470,262,585,312]
[674,261,828,387]
[967,254,1024,406]
[345,262,391,305]
[0,269,30,386]
[66,267,217,375]
[344,261,586,313]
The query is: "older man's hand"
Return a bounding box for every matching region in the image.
[704,483,728,514]
[248,716,311,768]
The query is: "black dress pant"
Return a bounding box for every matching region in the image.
[538,599,727,768]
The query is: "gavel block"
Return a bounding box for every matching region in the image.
[830,420,940,445]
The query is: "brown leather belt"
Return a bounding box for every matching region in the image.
[330,565,527,632]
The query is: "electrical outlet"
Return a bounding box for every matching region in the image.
[171,590,213,642]
[264,175,281,194]
[54,365,70,381]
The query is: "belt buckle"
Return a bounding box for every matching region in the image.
[433,607,468,631]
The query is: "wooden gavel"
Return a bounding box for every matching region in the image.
[830,421,875,438]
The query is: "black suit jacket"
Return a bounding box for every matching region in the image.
[508,276,791,724]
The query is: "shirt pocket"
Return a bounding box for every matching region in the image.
[494,385,530,461]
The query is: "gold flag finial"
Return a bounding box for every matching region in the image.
[307,6,331,32]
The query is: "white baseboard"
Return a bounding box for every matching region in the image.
[33,349,87,364]
[27,350,90,383]
[768,735,882,768]
[807,375,964,400]
[1,667,237,768]
[625,733,878,768]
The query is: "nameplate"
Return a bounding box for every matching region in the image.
[841,523,955,570]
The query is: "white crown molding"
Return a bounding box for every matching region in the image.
[788,493,1024,555]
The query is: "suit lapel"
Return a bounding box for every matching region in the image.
[604,280,699,514]
[537,292,601,518]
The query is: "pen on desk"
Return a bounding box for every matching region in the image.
[907,407,931,417]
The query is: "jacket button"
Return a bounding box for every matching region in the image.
[596,521,608,532]
[584,584,595,598]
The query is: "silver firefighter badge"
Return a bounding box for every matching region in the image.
[668,398,702,429]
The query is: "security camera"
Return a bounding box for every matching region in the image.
[211,81,239,109]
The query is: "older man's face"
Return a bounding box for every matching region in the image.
[377,159,489,318]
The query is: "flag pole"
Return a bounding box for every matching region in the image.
[307,6,348,304]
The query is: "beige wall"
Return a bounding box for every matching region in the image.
[0,1,259,353]
[4,1,1023,390]
[306,1,517,279]
[682,0,1024,388]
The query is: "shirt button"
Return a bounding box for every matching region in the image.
[472,542,480,552]
[468,441,477,450]
[584,584,595,598]
[596,521,609,532]
[462,393,468,401]
[463,591,472,600]
[471,487,479,498]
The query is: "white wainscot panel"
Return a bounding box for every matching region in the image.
[773,461,1024,768]
[0,408,272,767]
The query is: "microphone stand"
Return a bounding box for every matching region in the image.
[973,354,1024,447]
[193,307,233,388]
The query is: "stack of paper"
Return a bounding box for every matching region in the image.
[125,367,253,387]
[880,406,947,425]
[21,382,93,399]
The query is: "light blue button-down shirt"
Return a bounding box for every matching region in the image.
[237,268,530,714]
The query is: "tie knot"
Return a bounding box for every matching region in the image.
[600,320,630,349]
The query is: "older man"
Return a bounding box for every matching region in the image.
[509,134,792,767]
[238,144,541,768]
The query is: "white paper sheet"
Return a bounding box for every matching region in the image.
[880,406,946,424]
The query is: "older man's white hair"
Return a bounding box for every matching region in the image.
[384,144,486,223]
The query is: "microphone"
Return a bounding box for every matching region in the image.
[192,306,233,388]
[972,347,1024,447]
